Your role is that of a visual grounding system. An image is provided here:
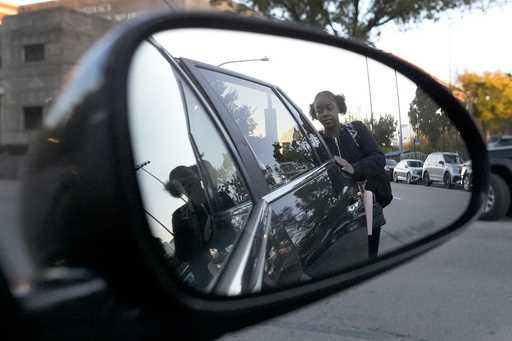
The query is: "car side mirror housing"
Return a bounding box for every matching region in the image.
[18,12,489,337]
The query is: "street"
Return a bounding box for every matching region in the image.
[221,218,512,341]
[305,182,471,279]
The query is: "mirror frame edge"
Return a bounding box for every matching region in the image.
[32,10,488,335]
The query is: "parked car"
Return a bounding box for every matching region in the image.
[393,159,424,184]
[384,159,397,180]
[461,160,472,191]
[422,152,464,188]
[479,146,512,221]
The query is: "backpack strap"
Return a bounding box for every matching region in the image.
[344,122,360,148]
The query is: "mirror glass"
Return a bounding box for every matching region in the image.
[127,29,470,296]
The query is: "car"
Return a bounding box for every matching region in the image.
[461,160,472,191]
[479,146,512,221]
[384,159,397,180]
[0,12,488,341]
[422,152,464,188]
[393,159,424,184]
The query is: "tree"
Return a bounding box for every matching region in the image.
[408,87,453,151]
[363,114,397,150]
[215,0,494,42]
[457,71,512,136]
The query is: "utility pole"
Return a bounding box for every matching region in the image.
[394,70,403,153]
[365,57,374,132]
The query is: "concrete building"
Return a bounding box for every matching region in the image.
[0,0,246,178]
[17,0,173,21]
[0,7,116,177]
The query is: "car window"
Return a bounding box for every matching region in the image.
[182,83,251,209]
[499,138,512,146]
[444,154,462,164]
[199,69,317,189]
[407,161,422,167]
[128,41,252,291]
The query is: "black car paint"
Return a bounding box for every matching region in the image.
[169,55,362,293]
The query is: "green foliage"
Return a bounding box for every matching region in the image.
[220,0,493,42]
[408,87,466,154]
[364,114,397,149]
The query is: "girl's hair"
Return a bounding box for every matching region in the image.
[309,91,347,120]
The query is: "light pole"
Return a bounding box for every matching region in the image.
[218,56,270,67]
[365,56,374,132]
[394,70,404,154]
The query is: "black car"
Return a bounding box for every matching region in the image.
[131,55,369,292]
[479,146,512,221]
[384,159,397,180]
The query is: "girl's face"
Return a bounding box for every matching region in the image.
[314,95,339,129]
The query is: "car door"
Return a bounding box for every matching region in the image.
[429,154,441,181]
[129,41,263,292]
[396,161,405,179]
[179,59,363,291]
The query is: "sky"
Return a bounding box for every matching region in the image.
[7,1,512,81]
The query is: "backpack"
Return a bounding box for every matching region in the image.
[344,123,393,208]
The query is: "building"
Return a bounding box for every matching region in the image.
[17,0,172,21]
[0,0,246,178]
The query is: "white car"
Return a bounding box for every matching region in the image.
[393,159,424,184]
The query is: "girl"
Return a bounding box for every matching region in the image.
[310,90,386,258]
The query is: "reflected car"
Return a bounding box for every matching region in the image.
[393,159,423,184]
[461,161,472,191]
[131,52,370,293]
[384,159,397,180]
[422,152,464,189]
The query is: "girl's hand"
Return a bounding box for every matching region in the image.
[334,156,354,175]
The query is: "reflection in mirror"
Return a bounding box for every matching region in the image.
[128,29,470,296]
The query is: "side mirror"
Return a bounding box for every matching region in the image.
[19,12,489,336]
[439,160,445,166]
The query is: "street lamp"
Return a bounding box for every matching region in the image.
[218,56,270,67]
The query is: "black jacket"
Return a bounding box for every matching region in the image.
[317,121,385,182]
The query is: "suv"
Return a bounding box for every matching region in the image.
[422,152,464,189]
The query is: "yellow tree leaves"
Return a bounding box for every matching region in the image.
[457,71,512,136]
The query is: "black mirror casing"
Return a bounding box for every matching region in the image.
[19,11,489,339]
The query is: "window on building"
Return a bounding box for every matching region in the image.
[23,106,43,130]
[24,44,45,62]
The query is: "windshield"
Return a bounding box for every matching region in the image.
[444,154,462,164]
[386,159,397,166]
[407,161,423,167]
